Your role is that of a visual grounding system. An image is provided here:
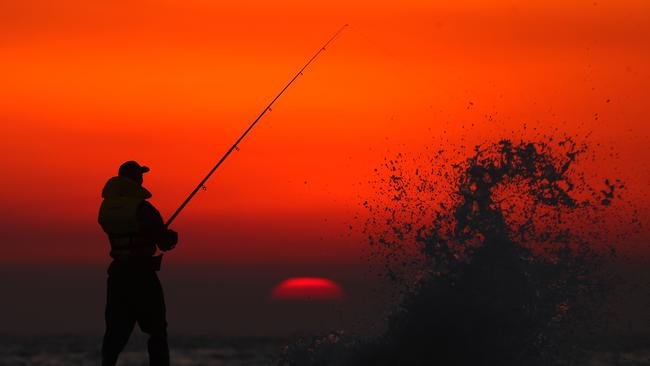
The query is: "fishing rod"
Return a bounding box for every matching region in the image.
[165,24,349,228]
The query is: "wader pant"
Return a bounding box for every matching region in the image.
[101,260,169,366]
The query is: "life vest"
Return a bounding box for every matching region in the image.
[98,176,155,260]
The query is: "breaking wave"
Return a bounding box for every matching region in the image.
[279,134,641,366]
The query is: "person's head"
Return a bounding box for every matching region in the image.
[118,160,150,185]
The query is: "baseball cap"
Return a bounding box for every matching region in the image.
[118,160,150,178]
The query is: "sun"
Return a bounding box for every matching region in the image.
[271,277,344,301]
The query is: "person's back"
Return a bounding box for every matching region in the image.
[98,161,178,366]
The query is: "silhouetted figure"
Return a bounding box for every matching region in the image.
[98,161,178,366]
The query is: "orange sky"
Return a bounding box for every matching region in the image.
[1,0,648,264]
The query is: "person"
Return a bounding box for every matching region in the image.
[98,160,178,366]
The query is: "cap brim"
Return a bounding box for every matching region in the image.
[141,166,150,173]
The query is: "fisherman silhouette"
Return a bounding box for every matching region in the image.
[98,161,178,366]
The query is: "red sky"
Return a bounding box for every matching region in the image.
[1,0,649,265]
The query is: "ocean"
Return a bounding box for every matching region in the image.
[2,333,649,365]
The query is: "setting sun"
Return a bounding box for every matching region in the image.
[271,277,344,301]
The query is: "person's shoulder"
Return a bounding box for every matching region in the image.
[137,199,164,227]
[138,200,161,216]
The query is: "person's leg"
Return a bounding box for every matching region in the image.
[102,274,136,366]
[137,271,169,366]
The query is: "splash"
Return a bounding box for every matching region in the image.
[279,135,639,365]
[359,137,626,365]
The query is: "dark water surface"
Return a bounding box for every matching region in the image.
[0,333,286,366]
[2,332,649,366]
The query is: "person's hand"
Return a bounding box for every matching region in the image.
[159,229,178,251]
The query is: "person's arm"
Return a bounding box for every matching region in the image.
[138,200,178,251]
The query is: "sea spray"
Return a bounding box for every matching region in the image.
[279,135,636,366]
